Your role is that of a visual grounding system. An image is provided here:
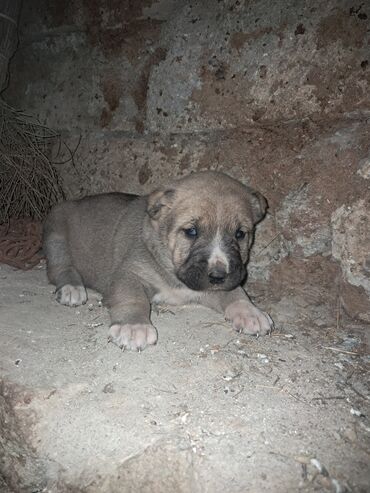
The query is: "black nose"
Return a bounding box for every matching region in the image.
[208,268,226,285]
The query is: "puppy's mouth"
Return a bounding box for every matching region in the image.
[176,258,246,292]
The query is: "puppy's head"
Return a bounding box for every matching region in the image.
[147,171,267,291]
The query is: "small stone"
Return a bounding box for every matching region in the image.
[102,383,115,393]
[343,426,357,442]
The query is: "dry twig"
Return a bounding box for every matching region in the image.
[0,100,64,223]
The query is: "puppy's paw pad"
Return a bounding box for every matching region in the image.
[108,323,158,351]
[56,284,87,306]
[225,300,273,336]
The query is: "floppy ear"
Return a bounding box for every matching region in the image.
[147,188,176,219]
[249,190,268,224]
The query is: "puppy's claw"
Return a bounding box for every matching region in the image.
[109,323,158,352]
[56,284,87,307]
[225,300,274,337]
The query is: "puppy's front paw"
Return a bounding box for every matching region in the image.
[108,323,158,351]
[56,284,87,306]
[225,300,274,336]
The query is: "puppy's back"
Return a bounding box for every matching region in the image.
[44,193,141,291]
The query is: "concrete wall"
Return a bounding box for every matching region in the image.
[6,0,370,321]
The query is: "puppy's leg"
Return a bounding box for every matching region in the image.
[105,276,157,352]
[202,287,274,336]
[44,221,87,306]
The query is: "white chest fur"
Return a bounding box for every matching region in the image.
[151,286,203,306]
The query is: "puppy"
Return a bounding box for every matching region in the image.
[43,171,273,351]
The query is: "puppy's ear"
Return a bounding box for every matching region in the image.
[147,188,176,219]
[249,190,268,224]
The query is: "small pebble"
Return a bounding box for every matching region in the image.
[350,407,364,417]
[102,383,115,393]
[257,353,269,363]
[343,427,357,442]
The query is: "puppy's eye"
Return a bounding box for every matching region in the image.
[235,229,246,240]
[183,226,198,238]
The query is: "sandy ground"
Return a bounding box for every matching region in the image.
[0,262,369,492]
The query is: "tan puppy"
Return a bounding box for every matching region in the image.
[43,171,273,351]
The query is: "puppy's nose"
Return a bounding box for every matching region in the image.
[208,267,226,285]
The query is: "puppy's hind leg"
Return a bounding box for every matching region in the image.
[43,214,87,307]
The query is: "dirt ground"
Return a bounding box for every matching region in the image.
[0,262,369,492]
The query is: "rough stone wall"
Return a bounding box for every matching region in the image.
[5,0,370,321]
